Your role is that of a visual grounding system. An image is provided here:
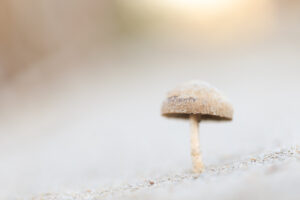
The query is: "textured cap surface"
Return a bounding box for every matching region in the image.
[161,81,233,120]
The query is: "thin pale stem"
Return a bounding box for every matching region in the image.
[190,114,204,173]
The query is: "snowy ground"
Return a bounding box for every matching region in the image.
[32,146,300,200]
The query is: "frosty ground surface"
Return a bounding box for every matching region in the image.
[32,146,300,200]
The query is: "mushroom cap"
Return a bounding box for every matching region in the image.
[161,80,233,120]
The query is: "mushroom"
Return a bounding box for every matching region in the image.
[161,80,233,173]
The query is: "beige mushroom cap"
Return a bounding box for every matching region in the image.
[161,80,233,120]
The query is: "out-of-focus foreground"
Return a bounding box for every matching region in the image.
[0,0,300,199]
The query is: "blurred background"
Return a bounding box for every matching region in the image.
[0,0,300,199]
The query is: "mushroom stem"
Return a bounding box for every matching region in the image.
[190,114,204,173]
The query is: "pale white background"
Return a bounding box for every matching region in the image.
[0,0,299,199]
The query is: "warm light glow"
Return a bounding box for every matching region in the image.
[167,0,234,8]
[120,0,274,43]
[163,0,238,14]
[123,0,240,17]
